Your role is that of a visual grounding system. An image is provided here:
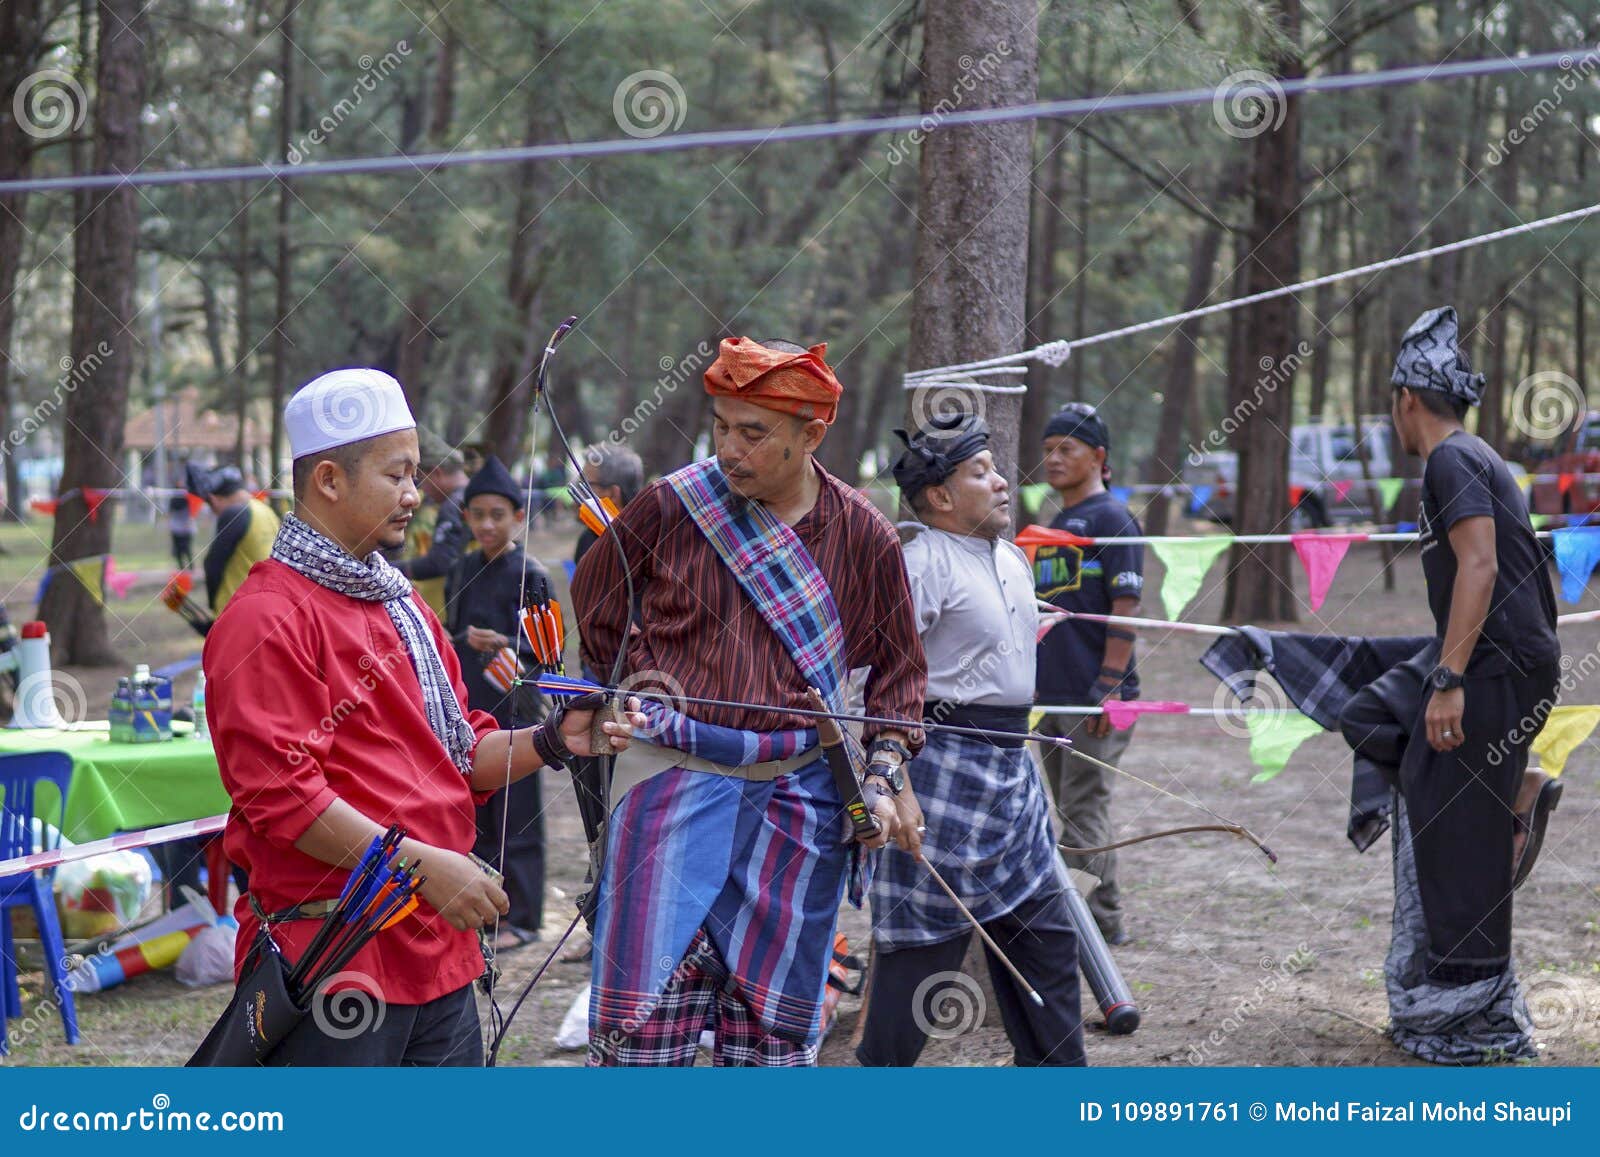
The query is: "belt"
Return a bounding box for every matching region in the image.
[610,742,822,809]
[923,701,1032,747]
[250,894,340,925]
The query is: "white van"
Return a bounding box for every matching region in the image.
[1184,419,1395,526]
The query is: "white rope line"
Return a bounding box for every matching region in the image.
[1040,604,1600,636]
[908,380,1030,393]
[906,200,1600,382]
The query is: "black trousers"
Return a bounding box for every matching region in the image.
[473,772,545,933]
[856,886,1086,1067]
[268,982,482,1066]
[1339,660,1558,983]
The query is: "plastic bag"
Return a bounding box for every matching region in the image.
[176,920,239,987]
[54,850,152,940]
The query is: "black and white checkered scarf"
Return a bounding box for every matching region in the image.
[271,512,477,776]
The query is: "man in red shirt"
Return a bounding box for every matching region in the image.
[205,367,638,1065]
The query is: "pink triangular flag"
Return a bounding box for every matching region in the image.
[104,555,137,600]
[1102,700,1191,731]
[1331,480,1353,502]
[1290,533,1365,611]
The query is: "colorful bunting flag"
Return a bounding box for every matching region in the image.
[1531,705,1600,777]
[1330,480,1353,502]
[1109,485,1132,506]
[1245,710,1325,782]
[1188,484,1214,513]
[1148,537,1232,618]
[81,488,110,522]
[1376,477,1404,512]
[1559,472,1576,495]
[1290,533,1364,612]
[1014,524,1095,564]
[1289,484,1306,506]
[29,498,58,517]
[1551,526,1600,603]
[186,493,205,519]
[68,556,107,607]
[1532,513,1555,531]
[1511,468,1532,497]
[1020,482,1053,509]
[104,556,136,600]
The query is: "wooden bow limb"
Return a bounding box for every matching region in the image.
[1060,825,1278,863]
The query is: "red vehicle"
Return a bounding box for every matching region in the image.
[1529,412,1600,516]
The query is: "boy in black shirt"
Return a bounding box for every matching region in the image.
[1340,306,1561,1063]
[445,455,552,950]
[1033,403,1144,945]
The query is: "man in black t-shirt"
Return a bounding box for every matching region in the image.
[1339,306,1561,1064]
[1033,403,1144,945]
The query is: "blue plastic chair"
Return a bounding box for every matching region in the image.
[0,751,80,1054]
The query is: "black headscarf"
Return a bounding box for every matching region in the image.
[891,412,991,503]
[464,455,523,508]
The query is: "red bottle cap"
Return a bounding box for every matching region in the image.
[20,621,48,639]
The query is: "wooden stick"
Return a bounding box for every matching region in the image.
[919,856,1044,1007]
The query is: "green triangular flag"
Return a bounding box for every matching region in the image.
[1021,482,1053,508]
[1245,710,1325,782]
[1532,513,1555,530]
[1376,477,1403,513]
[1149,537,1232,618]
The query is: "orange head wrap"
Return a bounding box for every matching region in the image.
[702,337,843,425]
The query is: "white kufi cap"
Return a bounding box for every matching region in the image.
[286,368,416,458]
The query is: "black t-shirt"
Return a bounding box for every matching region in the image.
[1419,431,1560,675]
[1033,491,1145,702]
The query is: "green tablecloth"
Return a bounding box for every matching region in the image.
[0,722,226,843]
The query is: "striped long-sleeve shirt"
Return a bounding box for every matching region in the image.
[572,460,926,745]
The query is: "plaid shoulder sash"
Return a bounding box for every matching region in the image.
[665,458,847,707]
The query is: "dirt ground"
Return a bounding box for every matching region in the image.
[3,520,1597,1067]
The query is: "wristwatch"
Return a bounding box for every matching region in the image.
[865,759,906,795]
[1428,665,1465,692]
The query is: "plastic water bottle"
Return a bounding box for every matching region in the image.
[192,671,209,741]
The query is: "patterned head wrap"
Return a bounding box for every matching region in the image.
[1391,306,1484,406]
[703,337,843,425]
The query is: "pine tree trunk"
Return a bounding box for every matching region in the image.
[905,0,1039,518]
[0,0,45,524]
[268,0,294,490]
[1222,0,1301,624]
[38,0,146,666]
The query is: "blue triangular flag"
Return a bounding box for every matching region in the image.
[1397,521,1418,533]
[562,558,577,582]
[1188,484,1213,514]
[1110,486,1133,506]
[1552,526,1600,602]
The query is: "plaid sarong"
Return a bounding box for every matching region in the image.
[869,727,1062,951]
[590,457,861,1048]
